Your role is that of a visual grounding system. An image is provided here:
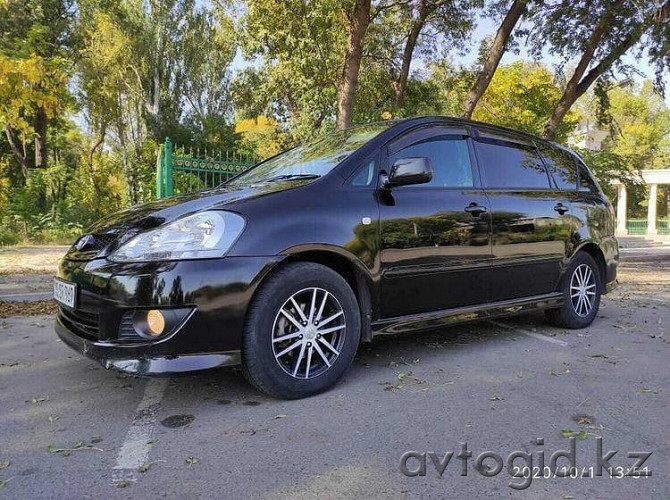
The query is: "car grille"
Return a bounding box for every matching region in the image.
[87,234,118,251]
[68,233,119,258]
[59,306,100,341]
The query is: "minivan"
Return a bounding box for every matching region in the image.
[55,117,619,399]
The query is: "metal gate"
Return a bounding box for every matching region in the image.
[156,138,255,198]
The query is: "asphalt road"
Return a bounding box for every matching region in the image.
[0,249,668,499]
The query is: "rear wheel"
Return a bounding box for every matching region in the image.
[545,252,602,329]
[242,262,360,399]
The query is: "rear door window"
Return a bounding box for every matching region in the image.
[474,138,551,189]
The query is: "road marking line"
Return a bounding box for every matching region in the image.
[489,320,569,347]
[112,378,169,481]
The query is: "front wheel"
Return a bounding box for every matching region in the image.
[242,262,361,399]
[545,252,602,329]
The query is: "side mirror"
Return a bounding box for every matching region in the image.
[383,157,433,188]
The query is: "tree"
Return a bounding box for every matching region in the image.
[235,115,294,160]
[471,61,580,140]
[240,0,347,138]
[0,0,75,176]
[336,0,372,129]
[77,0,239,202]
[531,0,670,139]
[605,81,670,170]
[461,0,530,119]
[367,0,480,110]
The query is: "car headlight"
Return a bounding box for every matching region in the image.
[109,211,245,262]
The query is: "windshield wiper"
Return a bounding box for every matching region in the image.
[263,174,321,183]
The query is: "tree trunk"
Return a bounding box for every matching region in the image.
[34,106,48,168]
[4,127,30,178]
[336,0,372,130]
[543,0,624,140]
[395,8,426,109]
[461,0,527,119]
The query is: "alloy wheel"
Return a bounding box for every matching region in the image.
[570,264,596,317]
[271,287,346,379]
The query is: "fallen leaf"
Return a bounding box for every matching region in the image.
[0,459,9,470]
[116,480,130,488]
[185,457,200,467]
[272,414,288,419]
[138,460,165,473]
[559,429,588,440]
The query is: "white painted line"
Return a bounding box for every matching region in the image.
[489,320,569,347]
[112,378,169,482]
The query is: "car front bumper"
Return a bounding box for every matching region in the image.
[55,255,283,375]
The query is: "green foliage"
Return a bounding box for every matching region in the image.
[237,0,345,140]
[606,81,670,171]
[0,0,665,245]
[472,62,581,140]
[575,81,670,216]
[420,61,581,140]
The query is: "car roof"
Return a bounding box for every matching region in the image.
[364,116,570,153]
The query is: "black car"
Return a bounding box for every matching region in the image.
[55,117,618,399]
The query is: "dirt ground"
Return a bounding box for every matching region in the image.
[0,246,69,275]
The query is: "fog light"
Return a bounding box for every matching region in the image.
[146,310,165,336]
[121,308,194,342]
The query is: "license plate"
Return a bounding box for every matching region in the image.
[53,278,77,308]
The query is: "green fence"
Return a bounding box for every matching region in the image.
[156,138,256,198]
[626,219,670,235]
[658,219,670,235]
[626,219,648,235]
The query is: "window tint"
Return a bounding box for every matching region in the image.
[577,161,599,193]
[475,139,550,189]
[538,145,577,190]
[351,160,376,187]
[388,136,473,188]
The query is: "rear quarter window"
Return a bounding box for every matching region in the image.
[538,144,578,190]
[577,160,599,193]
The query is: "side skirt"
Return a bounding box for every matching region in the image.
[371,293,563,336]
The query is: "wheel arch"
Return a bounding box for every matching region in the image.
[573,241,607,291]
[253,246,376,343]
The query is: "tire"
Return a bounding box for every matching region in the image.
[545,251,602,329]
[242,262,361,399]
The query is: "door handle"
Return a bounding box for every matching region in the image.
[464,203,487,216]
[553,203,568,215]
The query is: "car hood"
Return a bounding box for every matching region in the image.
[86,179,312,235]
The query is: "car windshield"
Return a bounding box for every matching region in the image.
[226,122,392,187]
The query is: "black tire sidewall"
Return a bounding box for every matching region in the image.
[243,263,361,399]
